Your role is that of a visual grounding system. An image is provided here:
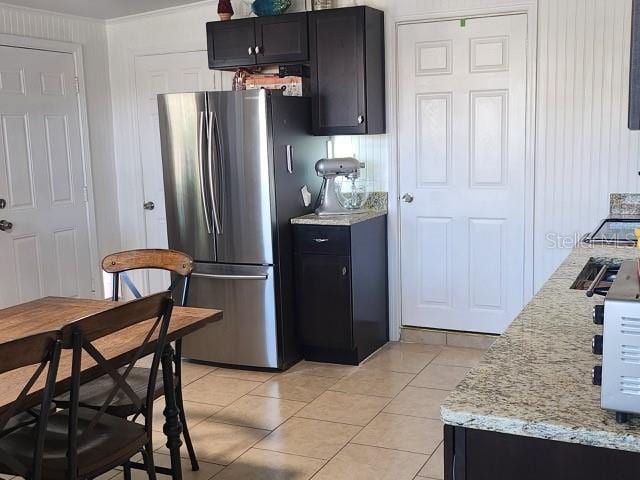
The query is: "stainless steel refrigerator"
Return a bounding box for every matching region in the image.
[158,90,325,369]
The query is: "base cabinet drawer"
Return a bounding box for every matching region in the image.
[294,225,350,255]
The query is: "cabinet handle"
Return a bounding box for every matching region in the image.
[286,145,294,174]
[342,266,348,276]
[314,238,329,243]
[248,47,254,55]
[357,115,365,124]
[254,46,262,54]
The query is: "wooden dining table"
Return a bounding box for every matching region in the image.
[0,296,223,480]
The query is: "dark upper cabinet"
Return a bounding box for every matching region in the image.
[309,7,386,135]
[255,13,309,65]
[207,14,309,69]
[207,19,256,69]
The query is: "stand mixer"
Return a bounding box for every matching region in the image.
[314,157,366,216]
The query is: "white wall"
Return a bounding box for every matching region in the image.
[533,0,640,289]
[107,0,640,296]
[0,2,120,262]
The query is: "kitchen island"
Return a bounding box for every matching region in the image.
[441,243,640,479]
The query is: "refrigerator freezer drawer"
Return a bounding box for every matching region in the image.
[182,263,279,369]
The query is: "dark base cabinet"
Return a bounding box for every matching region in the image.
[293,215,388,365]
[445,425,640,480]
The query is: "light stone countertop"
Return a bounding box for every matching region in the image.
[441,243,640,452]
[291,209,387,226]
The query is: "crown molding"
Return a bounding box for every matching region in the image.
[106,0,226,25]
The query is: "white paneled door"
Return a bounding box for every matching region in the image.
[398,15,528,334]
[0,45,95,309]
[134,51,230,293]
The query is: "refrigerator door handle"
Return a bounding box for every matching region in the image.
[192,272,269,281]
[197,111,212,235]
[213,111,224,234]
[207,112,222,235]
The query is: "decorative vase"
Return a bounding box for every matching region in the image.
[251,0,292,16]
[218,0,234,20]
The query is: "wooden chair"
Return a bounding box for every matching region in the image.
[57,291,173,480]
[56,248,200,474]
[0,331,61,480]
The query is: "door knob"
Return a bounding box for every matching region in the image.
[143,201,155,211]
[254,46,262,54]
[402,193,414,203]
[0,220,13,232]
[357,115,365,124]
[0,199,5,209]
[248,47,254,55]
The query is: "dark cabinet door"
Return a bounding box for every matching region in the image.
[207,19,257,69]
[309,8,366,135]
[255,13,309,65]
[294,254,353,350]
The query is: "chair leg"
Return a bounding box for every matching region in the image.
[123,461,132,480]
[141,444,158,480]
[176,383,199,471]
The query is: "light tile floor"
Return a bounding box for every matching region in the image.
[3,342,488,480]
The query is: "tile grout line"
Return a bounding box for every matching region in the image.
[308,354,449,480]
[306,385,434,480]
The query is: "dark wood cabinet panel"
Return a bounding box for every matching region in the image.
[294,254,353,351]
[206,9,386,136]
[293,216,388,365]
[255,13,309,65]
[207,14,308,69]
[309,7,386,135]
[294,225,350,256]
[309,8,366,135]
[445,425,640,480]
[207,19,257,69]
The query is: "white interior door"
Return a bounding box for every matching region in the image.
[0,45,95,308]
[398,15,528,334]
[134,51,232,294]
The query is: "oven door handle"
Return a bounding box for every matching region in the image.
[586,264,609,298]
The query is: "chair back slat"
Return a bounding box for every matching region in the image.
[102,249,193,276]
[102,249,193,306]
[0,331,59,375]
[0,332,61,480]
[60,292,169,345]
[63,291,174,476]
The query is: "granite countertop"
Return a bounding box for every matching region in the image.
[291,209,387,226]
[442,244,640,452]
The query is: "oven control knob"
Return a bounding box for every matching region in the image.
[592,335,603,355]
[592,366,602,386]
[593,305,604,325]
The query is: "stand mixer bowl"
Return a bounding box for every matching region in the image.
[335,177,371,210]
